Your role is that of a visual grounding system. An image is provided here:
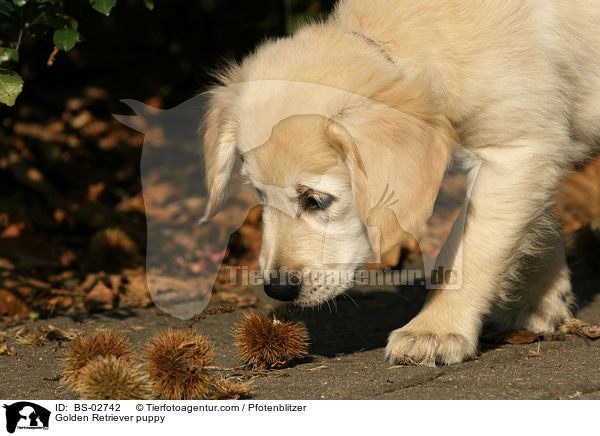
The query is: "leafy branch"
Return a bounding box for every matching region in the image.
[0,0,153,106]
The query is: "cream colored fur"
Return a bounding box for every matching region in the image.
[201,0,600,365]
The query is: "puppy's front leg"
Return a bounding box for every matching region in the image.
[386,151,564,365]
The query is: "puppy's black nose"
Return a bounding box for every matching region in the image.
[263,271,301,301]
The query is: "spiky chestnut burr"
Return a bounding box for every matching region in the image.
[75,355,153,400]
[62,328,135,389]
[234,311,309,369]
[143,328,214,400]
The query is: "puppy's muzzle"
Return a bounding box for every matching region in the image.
[263,270,301,302]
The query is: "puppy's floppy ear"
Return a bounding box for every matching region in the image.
[199,85,239,223]
[327,104,458,259]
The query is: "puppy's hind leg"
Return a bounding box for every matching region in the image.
[489,213,574,333]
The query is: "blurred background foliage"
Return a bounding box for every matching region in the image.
[0,0,339,321]
[1,0,336,108]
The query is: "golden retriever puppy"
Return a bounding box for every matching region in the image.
[200,0,600,365]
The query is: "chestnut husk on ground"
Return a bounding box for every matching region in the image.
[234,311,309,370]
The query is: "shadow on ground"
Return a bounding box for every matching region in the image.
[294,286,426,357]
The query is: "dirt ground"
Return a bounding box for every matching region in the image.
[1,256,598,400]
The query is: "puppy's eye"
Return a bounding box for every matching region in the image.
[299,190,335,212]
[254,188,265,203]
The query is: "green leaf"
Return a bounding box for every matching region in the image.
[199,0,215,10]
[0,68,23,106]
[89,0,116,16]
[0,0,16,16]
[143,0,153,10]
[53,28,81,51]
[12,0,28,7]
[0,47,18,64]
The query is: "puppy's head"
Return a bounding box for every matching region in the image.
[200,81,457,307]
[240,114,371,305]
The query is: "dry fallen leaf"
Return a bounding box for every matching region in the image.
[42,325,80,341]
[0,222,25,239]
[15,325,79,346]
[500,330,541,345]
[0,342,15,356]
[307,365,327,371]
[583,324,600,339]
[16,331,46,346]
[527,341,542,357]
[0,289,30,317]
[11,326,28,337]
[84,281,117,312]
[559,318,600,339]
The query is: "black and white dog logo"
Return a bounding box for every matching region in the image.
[3,402,50,434]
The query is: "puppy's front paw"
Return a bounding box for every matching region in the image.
[385,323,477,366]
